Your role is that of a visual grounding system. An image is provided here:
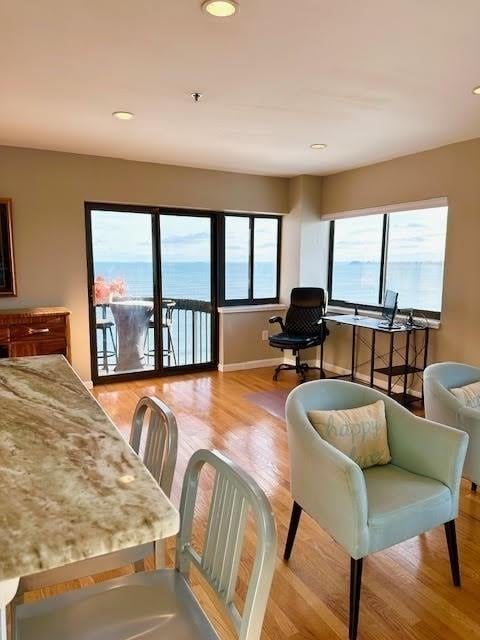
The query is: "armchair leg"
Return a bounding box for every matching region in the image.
[349,557,363,640]
[471,482,477,492]
[284,501,302,561]
[444,520,461,586]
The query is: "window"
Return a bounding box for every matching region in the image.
[221,214,281,305]
[328,204,448,318]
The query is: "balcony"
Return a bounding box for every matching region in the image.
[95,297,213,375]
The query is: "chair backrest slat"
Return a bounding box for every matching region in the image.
[176,449,277,640]
[130,396,178,497]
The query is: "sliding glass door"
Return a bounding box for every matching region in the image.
[159,214,214,368]
[86,204,216,383]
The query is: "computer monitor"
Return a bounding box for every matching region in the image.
[382,289,398,326]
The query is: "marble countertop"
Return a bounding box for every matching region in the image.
[0,355,179,581]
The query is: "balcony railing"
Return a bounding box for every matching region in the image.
[95,297,213,375]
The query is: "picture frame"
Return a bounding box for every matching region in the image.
[0,198,17,297]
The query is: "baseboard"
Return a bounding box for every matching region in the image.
[83,380,93,389]
[218,357,283,372]
[322,360,422,398]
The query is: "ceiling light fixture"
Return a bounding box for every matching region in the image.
[202,0,238,17]
[112,111,135,120]
[473,85,480,95]
[310,143,327,150]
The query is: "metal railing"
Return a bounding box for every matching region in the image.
[95,297,213,373]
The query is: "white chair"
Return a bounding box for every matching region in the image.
[14,449,278,640]
[17,395,178,592]
[424,362,480,491]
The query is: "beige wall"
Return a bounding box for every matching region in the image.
[321,137,480,374]
[0,145,289,380]
[220,309,286,366]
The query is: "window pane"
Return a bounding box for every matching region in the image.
[253,218,278,299]
[225,216,250,300]
[331,215,384,305]
[385,207,447,312]
[90,210,155,376]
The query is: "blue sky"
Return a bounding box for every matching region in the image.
[91,211,278,263]
[334,207,448,262]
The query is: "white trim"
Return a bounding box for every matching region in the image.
[327,306,441,329]
[322,360,422,398]
[218,357,283,372]
[83,380,93,389]
[322,196,448,221]
[218,304,286,314]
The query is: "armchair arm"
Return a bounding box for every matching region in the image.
[387,402,468,498]
[269,315,285,331]
[285,394,369,559]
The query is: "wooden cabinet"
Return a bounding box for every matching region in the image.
[0,307,70,361]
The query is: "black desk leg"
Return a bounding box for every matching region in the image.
[403,330,410,402]
[387,332,394,396]
[351,325,356,381]
[370,330,376,387]
[422,328,430,403]
[320,336,325,378]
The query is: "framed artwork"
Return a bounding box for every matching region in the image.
[0,199,16,296]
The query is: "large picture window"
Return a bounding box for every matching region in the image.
[328,204,448,318]
[220,214,281,305]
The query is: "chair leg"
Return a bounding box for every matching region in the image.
[471,482,477,492]
[284,501,302,560]
[444,520,461,586]
[349,557,363,640]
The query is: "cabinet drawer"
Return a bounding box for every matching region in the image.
[0,327,9,343]
[9,338,67,358]
[10,322,65,341]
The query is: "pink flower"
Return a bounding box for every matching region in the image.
[93,276,127,304]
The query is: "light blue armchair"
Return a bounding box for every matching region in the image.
[424,362,480,491]
[284,380,468,640]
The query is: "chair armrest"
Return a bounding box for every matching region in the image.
[388,407,468,496]
[286,394,369,558]
[269,316,285,331]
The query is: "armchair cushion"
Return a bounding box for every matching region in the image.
[364,464,452,553]
[308,400,391,469]
[450,379,480,409]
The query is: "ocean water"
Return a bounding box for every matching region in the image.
[93,260,276,371]
[94,261,276,301]
[332,261,444,312]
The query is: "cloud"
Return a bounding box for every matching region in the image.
[162,232,210,244]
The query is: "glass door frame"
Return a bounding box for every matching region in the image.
[85,202,219,385]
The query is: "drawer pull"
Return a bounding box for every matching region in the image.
[27,328,50,335]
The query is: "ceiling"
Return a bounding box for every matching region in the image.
[1,0,480,177]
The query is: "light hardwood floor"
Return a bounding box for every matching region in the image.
[27,368,480,639]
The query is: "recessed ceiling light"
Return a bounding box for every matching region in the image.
[310,143,327,150]
[473,85,480,95]
[202,0,238,17]
[112,111,135,121]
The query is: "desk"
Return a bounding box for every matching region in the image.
[320,314,430,406]
[0,355,179,638]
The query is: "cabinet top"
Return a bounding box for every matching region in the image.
[0,307,69,320]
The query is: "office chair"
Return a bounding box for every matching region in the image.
[268,287,328,382]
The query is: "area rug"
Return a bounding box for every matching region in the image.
[245,387,294,421]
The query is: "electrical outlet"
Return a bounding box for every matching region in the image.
[262,330,269,341]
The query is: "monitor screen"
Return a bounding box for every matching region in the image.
[382,289,398,324]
